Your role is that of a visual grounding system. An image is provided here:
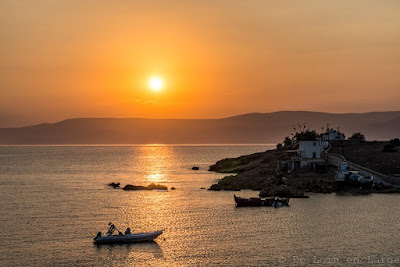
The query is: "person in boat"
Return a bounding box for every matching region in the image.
[107,223,124,236]
[107,223,116,236]
[125,227,131,235]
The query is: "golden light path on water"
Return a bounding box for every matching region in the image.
[1,145,399,266]
[118,144,232,265]
[140,144,172,184]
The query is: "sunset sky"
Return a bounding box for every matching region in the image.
[1,0,399,127]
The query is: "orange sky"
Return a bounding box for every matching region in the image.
[1,1,399,127]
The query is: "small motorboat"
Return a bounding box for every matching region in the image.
[359,176,374,184]
[234,195,289,208]
[94,223,163,245]
[348,171,363,182]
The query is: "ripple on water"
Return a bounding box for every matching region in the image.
[0,145,399,266]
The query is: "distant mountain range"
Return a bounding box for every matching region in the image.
[0,111,399,144]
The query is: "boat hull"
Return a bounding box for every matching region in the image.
[234,195,289,207]
[94,230,163,245]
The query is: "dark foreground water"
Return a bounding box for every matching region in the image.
[0,145,399,266]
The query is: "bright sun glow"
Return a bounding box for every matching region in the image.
[148,76,164,92]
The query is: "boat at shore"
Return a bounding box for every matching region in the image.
[359,176,374,184]
[234,195,289,207]
[94,223,163,245]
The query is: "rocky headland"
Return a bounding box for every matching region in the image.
[208,149,333,197]
[208,141,400,197]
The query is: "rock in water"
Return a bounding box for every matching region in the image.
[107,182,120,188]
[123,183,168,191]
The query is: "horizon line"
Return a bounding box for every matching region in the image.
[2,109,400,129]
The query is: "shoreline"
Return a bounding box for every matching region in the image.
[208,142,400,197]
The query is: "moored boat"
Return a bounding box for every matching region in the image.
[234,195,289,207]
[349,171,364,182]
[359,176,374,184]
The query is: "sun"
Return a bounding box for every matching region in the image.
[148,76,164,92]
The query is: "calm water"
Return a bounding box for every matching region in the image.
[0,145,399,266]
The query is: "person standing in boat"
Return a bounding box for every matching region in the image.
[106,223,116,236]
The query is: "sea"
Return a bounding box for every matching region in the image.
[0,145,399,266]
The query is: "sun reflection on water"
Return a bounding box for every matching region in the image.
[121,145,179,235]
[138,145,175,184]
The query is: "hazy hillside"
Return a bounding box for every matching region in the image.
[0,111,399,144]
